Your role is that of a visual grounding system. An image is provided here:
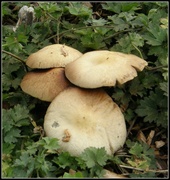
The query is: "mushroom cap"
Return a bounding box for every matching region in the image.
[20,68,72,102]
[44,87,127,156]
[26,44,83,69]
[65,50,148,88]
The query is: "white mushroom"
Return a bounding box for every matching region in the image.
[26,44,83,69]
[20,68,72,102]
[65,50,148,88]
[44,87,127,156]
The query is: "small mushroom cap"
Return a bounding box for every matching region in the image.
[65,50,148,88]
[44,87,127,156]
[20,68,72,102]
[26,44,83,69]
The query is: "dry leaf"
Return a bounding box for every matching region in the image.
[137,130,146,143]
[103,169,126,178]
[146,130,155,145]
[155,140,165,148]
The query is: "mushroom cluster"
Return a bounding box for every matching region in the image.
[20,44,148,157]
[20,44,82,102]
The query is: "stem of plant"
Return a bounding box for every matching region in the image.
[119,165,168,173]
[132,43,143,59]
[146,66,167,71]
[47,25,118,41]
[126,117,137,138]
[2,49,28,72]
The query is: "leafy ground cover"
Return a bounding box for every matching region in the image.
[2,2,168,178]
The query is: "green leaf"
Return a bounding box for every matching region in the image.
[90,18,108,26]
[108,15,129,31]
[143,23,167,46]
[136,13,149,26]
[3,142,15,154]
[2,2,12,16]
[135,89,168,127]
[102,3,122,13]
[13,152,35,177]
[53,151,78,169]
[4,127,21,143]
[111,32,144,53]
[80,147,109,168]
[63,171,84,178]
[127,140,157,171]
[17,33,28,44]
[81,33,106,49]
[148,46,167,66]
[2,104,30,144]
[2,109,13,132]
[159,82,168,96]
[121,2,141,12]
[129,142,143,157]
[40,137,60,152]
[9,104,30,125]
[67,3,92,17]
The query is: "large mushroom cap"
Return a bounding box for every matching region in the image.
[26,44,83,69]
[44,87,127,156]
[65,50,148,88]
[20,68,72,102]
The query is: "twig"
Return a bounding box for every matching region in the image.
[126,117,137,138]
[132,43,144,59]
[47,25,118,41]
[119,165,168,173]
[2,49,28,72]
[145,65,167,71]
[57,18,61,44]
[2,50,25,64]
[103,28,142,41]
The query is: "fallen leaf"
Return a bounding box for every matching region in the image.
[146,130,155,145]
[103,169,126,178]
[155,140,165,148]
